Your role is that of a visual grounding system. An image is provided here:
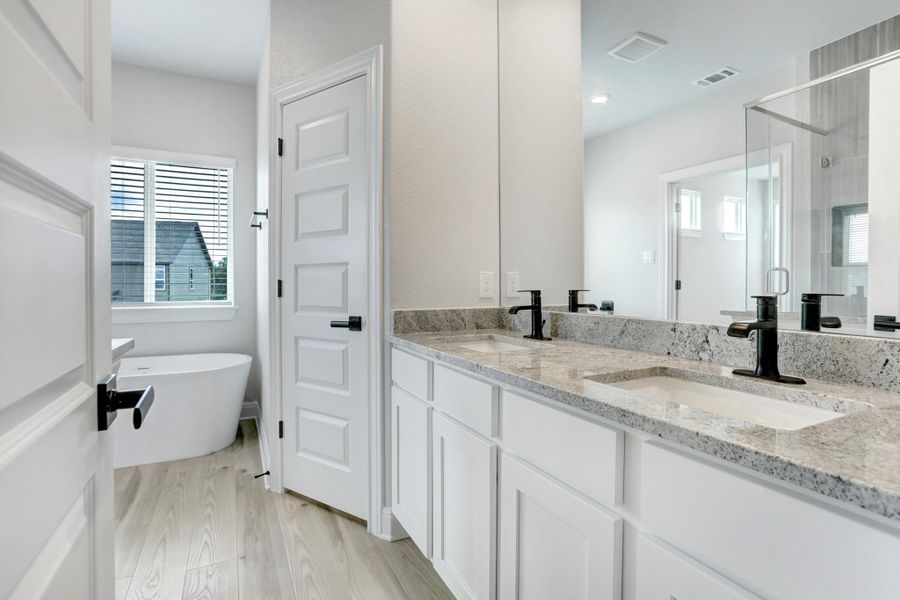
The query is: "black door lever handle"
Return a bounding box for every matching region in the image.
[97,374,155,431]
[330,316,362,331]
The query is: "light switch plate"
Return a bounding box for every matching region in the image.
[506,271,520,297]
[479,271,495,298]
[642,250,656,264]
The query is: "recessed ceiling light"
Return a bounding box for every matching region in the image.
[590,93,610,105]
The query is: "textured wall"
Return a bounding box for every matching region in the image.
[389,0,501,308]
[498,0,583,307]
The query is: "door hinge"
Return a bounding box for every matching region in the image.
[278,420,284,439]
[674,202,681,213]
[277,138,283,157]
[675,279,682,291]
[277,279,283,298]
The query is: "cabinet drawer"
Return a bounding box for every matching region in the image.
[642,442,900,600]
[391,347,430,400]
[391,385,432,557]
[501,390,623,506]
[636,534,758,600]
[433,364,498,438]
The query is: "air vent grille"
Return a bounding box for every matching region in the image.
[696,67,741,87]
[607,32,667,63]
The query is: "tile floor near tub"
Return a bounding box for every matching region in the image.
[114,420,453,600]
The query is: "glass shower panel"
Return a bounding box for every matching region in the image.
[745,58,887,327]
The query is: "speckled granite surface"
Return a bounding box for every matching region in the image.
[388,328,900,522]
[391,308,900,393]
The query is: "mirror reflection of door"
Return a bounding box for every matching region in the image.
[670,166,748,324]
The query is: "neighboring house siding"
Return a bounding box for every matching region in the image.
[111,219,216,302]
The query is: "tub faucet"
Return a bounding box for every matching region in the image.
[727,295,805,384]
[509,290,551,340]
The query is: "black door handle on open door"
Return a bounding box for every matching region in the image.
[97,373,155,431]
[330,316,362,331]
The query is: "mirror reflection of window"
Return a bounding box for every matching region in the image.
[680,189,702,235]
[723,196,746,239]
[832,204,869,266]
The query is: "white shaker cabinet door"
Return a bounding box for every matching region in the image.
[391,385,432,556]
[432,413,498,600]
[498,455,622,600]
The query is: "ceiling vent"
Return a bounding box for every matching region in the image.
[695,67,741,87]
[607,32,667,63]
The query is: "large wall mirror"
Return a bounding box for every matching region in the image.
[498,1,900,338]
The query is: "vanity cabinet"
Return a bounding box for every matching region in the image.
[498,454,622,600]
[432,412,498,600]
[642,442,900,600]
[389,343,900,600]
[390,385,432,556]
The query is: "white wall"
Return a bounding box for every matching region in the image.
[255,15,272,447]
[583,65,799,318]
[110,62,259,401]
[390,0,500,309]
[498,0,583,307]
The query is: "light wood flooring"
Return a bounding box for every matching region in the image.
[114,419,453,600]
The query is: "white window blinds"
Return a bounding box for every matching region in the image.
[845,211,869,265]
[110,157,232,304]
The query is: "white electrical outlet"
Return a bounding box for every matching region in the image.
[506,271,521,297]
[479,271,495,298]
[642,250,656,264]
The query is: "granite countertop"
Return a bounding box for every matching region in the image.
[388,329,900,523]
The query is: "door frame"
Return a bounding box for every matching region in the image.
[267,47,385,536]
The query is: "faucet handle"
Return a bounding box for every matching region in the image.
[801,293,844,303]
[517,289,542,302]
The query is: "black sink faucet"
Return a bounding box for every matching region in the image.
[509,290,551,340]
[801,293,843,331]
[726,295,805,384]
[568,289,598,313]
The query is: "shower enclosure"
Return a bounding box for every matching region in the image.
[744,49,900,334]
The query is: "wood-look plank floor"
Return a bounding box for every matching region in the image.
[115,420,453,600]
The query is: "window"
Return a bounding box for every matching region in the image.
[679,189,702,235]
[832,204,868,266]
[154,265,167,291]
[722,196,746,239]
[110,156,232,305]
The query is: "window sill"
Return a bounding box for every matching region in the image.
[680,229,703,238]
[723,233,746,241]
[112,304,238,324]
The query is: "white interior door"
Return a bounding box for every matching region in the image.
[281,75,370,519]
[0,0,114,598]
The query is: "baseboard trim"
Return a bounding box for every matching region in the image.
[241,400,260,421]
[378,506,409,542]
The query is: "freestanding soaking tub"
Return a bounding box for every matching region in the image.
[112,353,252,468]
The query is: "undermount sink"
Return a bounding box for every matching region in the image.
[434,334,551,354]
[588,368,857,431]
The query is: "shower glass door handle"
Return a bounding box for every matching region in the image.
[767,267,790,296]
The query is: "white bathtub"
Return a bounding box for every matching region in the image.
[112,353,252,468]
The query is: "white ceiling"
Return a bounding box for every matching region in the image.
[582,1,899,139]
[112,0,268,85]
